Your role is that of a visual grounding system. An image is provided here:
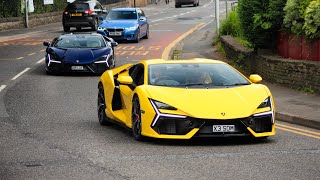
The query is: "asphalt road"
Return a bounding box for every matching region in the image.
[0,0,319,179]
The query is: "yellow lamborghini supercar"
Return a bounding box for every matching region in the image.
[97,59,276,141]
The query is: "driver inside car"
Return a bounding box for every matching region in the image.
[151,66,179,86]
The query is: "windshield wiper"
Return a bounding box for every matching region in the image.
[224,83,250,86]
[177,83,206,86]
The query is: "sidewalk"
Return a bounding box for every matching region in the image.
[178,24,320,130]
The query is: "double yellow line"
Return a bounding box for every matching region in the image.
[276,123,320,140]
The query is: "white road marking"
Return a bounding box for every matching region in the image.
[11,68,31,80]
[16,57,24,60]
[0,85,6,92]
[28,53,36,56]
[37,58,45,64]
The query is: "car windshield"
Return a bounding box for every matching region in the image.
[53,35,106,48]
[105,10,138,20]
[148,63,250,87]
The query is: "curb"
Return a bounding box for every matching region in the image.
[162,22,206,60]
[276,112,320,130]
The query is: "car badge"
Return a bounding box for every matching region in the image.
[221,112,225,116]
[76,60,79,63]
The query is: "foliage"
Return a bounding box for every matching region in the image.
[283,0,312,35]
[303,0,320,39]
[30,0,67,14]
[237,0,286,49]
[0,0,20,18]
[0,0,68,18]
[219,8,243,38]
[235,37,253,49]
[218,7,253,49]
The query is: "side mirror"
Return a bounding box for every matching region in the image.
[111,42,118,47]
[249,74,262,83]
[102,9,108,14]
[43,41,51,46]
[117,76,133,85]
[139,17,146,21]
[99,16,104,20]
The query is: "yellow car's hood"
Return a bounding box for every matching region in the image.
[145,85,269,119]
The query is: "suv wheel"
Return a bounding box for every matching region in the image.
[63,26,70,32]
[92,19,98,31]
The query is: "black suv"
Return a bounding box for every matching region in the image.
[62,0,108,32]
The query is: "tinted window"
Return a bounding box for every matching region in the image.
[66,3,89,10]
[53,35,106,48]
[148,63,250,87]
[106,10,138,20]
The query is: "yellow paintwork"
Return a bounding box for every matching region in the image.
[99,58,276,139]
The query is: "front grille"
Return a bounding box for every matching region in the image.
[241,115,273,133]
[251,116,272,132]
[154,117,204,135]
[107,28,124,32]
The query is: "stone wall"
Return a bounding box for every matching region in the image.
[220,35,320,93]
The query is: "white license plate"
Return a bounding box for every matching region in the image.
[71,66,84,70]
[213,125,235,132]
[109,32,122,36]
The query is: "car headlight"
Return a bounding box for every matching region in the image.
[152,100,177,110]
[258,97,271,109]
[98,27,107,31]
[94,54,110,66]
[254,96,275,124]
[125,26,137,31]
[47,54,61,66]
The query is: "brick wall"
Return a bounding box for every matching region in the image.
[220,35,320,93]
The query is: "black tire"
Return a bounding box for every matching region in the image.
[197,1,199,6]
[134,29,140,43]
[76,27,81,31]
[97,84,112,126]
[193,3,197,7]
[131,96,144,141]
[92,19,98,31]
[143,27,149,39]
[63,26,70,32]
[175,4,180,8]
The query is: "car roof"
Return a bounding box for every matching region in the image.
[111,8,138,11]
[140,58,226,65]
[59,33,103,38]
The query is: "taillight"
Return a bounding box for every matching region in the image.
[85,10,93,14]
[64,11,69,15]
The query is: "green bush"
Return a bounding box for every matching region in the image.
[0,0,20,18]
[219,8,243,38]
[283,0,312,35]
[237,0,286,49]
[303,0,320,39]
[31,0,67,14]
[0,0,67,18]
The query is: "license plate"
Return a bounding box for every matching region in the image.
[71,13,82,16]
[109,32,122,36]
[213,125,235,132]
[71,66,84,70]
